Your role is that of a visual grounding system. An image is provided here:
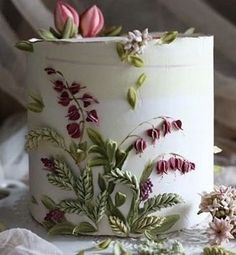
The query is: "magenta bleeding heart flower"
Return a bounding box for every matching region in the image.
[58,91,71,106]
[45,209,65,223]
[134,138,147,154]
[67,122,81,138]
[80,5,104,37]
[172,119,183,130]
[162,119,171,136]
[53,80,65,92]
[168,157,177,170]
[86,110,99,124]
[41,158,55,172]
[69,82,83,95]
[156,160,169,175]
[81,93,99,108]
[67,105,80,121]
[54,0,79,33]
[147,128,160,144]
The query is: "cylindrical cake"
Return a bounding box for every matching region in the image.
[26,34,213,236]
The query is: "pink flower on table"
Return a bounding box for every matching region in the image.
[58,91,71,106]
[54,0,79,33]
[86,110,99,124]
[80,5,104,37]
[67,123,81,138]
[67,105,80,121]
[45,209,65,223]
[81,93,99,108]
[208,217,234,245]
[147,128,160,144]
[156,160,169,175]
[134,138,147,154]
[53,80,65,92]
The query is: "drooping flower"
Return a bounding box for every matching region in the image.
[123,28,152,55]
[54,0,79,33]
[67,105,80,121]
[140,178,153,201]
[172,120,183,130]
[45,67,56,75]
[80,5,104,37]
[86,110,99,124]
[175,158,184,170]
[53,80,65,92]
[58,91,71,106]
[67,122,81,138]
[147,128,160,144]
[156,160,169,175]
[208,217,234,245]
[168,157,177,170]
[134,138,147,154]
[81,93,99,108]
[181,160,191,173]
[162,119,172,136]
[69,82,83,95]
[41,158,55,172]
[44,209,65,223]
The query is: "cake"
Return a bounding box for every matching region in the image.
[20,2,213,237]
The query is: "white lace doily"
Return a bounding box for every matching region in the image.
[0,180,236,255]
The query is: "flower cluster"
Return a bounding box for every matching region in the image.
[45,67,99,140]
[199,185,236,245]
[156,156,195,175]
[44,209,65,223]
[41,158,55,172]
[123,29,152,55]
[140,178,153,201]
[54,0,104,38]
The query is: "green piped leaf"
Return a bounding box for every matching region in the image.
[184,27,195,35]
[73,222,97,235]
[159,31,178,44]
[27,94,44,113]
[103,26,123,36]
[129,55,144,67]
[108,216,129,236]
[140,160,155,183]
[203,246,234,255]
[48,222,75,236]
[41,195,56,210]
[116,43,126,61]
[75,251,85,255]
[96,238,112,250]
[115,192,126,207]
[58,199,83,214]
[113,242,132,255]
[76,168,93,202]
[87,128,105,147]
[69,141,87,164]
[87,157,108,167]
[49,27,62,39]
[127,87,138,110]
[62,17,74,39]
[15,40,34,52]
[136,73,147,88]
[106,139,117,163]
[98,173,106,192]
[38,29,56,40]
[107,196,126,223]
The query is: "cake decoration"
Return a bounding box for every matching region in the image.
[27,93,44,113]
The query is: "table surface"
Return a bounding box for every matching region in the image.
[0,180,236,255]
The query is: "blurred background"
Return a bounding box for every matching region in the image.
[0,0,235,184]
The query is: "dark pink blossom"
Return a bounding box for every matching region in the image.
[172,120,183,130]
[134,138,147,154]
[162,119,171,136]
[45,67,56,75]
[147,128,160,144]
[175,158,184,170]
[181,160,191,173]
[168,157,177,170]
[58,91,71,106]
[44,209,64,223]
[53,80,65,92]
[190,162,196,170]
[81,93,99,108]
[86,110,99,124]
[67,123,81,138]
[140,178,153,201]
[41,158,55,172]
[156,160,169,174]
[69,82,83,95]
[67,105,80,121]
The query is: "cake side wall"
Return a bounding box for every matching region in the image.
[27,36,213,235]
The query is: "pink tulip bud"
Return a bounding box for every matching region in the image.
[156,160,169,175]
[80,5,104,37]
[134,138,147,154]
[54,0,79,33]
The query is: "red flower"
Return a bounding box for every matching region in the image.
[58,91,71,106]
[44,209,64,223]
[181,160,191,173]
[190,162,196,170]
[147,128,160,144]
[156,160,169,174]
[168,157,177,170]
[67,123,81,138]
[86,110,99,124]
[53,80,65,92]
[172,120,183,130]
[67,105,80,121]
[45,67,56,75]
[162,119,171,136]
[175,158,184,170]
[81,93,99,108]
[134,138,147,154]
[69,82,83,95]
[41,158,55,172]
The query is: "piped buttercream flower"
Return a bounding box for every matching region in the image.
[134,138,147,154]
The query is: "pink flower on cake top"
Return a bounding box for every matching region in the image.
[54,0,104,38]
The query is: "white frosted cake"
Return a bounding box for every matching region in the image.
[24,32,213,237]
